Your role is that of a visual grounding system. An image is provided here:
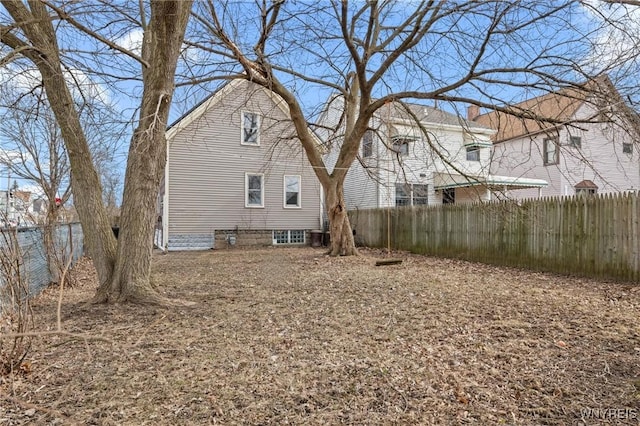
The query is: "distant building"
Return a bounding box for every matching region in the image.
[475,76,640,199]
[320,97,546,209]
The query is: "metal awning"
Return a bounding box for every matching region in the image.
[433,172,548,190]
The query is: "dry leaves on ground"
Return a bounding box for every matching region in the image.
[1,247,639,425]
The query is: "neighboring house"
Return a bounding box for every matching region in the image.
[321,97,547,210]
[0,189,37,227]
[474,77,640,199]
[159,79,323,251]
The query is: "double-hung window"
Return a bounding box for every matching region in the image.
[242,111,260,145]
[245,173,264,207]
[396,183,429,206]
[395,183,410,206]
[362,131,374,158]
[284,175,301,208]
[412,184,429,205]
[543,137,559,165]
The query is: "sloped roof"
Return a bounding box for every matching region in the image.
[575,179,598,189]
[473,85,589,143]
[167,79,293,138]
[385,101,492,131]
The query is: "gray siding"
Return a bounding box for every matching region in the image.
[166,81,322,248]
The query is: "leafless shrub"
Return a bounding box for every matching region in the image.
[0,225,34,377]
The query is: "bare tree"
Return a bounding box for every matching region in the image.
[0,0,192,304]
[0,79,124,224]
[185,0,612,255]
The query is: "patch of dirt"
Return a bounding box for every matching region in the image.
[1,247,639,425]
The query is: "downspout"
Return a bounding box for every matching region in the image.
[162,137,170,252]
[376,113,381,208]
[319,179,324,229]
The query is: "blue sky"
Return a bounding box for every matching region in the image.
[1,1,639,198]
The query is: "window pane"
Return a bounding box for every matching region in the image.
[466,147,480,162]
[395,183,409,206]
[362,131,373,157]
[248,190,261,205]
[442,188,455,204]
[413,184,429,205]
[247,174,262,206]
[243,112,259,144]
[392,140,409,155]
[285,176,299,192]
[285,176,300,207]
[286,192,298,205]
[290,230,305,243]
[544,138,558,165]
[249,175,261,189]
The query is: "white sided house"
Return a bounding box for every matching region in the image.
[475,78,640,199]
[321,98,547,210]
[158,80,323,251]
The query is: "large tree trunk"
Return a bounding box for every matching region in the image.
[325,179,357,256]
[92,0,192,304]
[1,0,118,287]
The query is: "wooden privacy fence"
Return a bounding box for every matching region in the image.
[349,193,640,282]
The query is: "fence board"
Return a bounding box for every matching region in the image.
[350,193,640,282]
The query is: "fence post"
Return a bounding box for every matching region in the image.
[68,223,73,261]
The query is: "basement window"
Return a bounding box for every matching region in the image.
[273,230,306,245]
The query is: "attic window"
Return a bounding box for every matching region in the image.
[623,142,633,154]
[241,111,260,146]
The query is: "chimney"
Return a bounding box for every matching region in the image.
[467,105,480,121]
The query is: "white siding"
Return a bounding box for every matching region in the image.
[166,81,321,247]
[320,96,380,210]
[321,100,496,208]
[491,102,640,200]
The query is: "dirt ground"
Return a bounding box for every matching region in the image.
[1,247,639,425]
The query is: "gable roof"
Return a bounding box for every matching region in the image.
[473,86,588,143]
[575,179,598,189]
[166,79,297,141]
[474,75,640,143]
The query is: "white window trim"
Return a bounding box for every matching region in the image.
[543,137,559,166]
[241,111,260,146]
[272,230,306,245]
[283,175,302,209]
[245,173,264,208]
[395,182,429,206]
